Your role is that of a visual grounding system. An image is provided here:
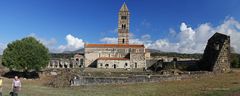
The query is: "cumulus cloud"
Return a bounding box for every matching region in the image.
[215,17,240,53]
[101,17,240,53]
[58,34,84,52]
[2,17,240,54]
[0,33,84,54]
[150,17,240,53]
[148,23,214,53]
[169,28,177,37]
[27,33,85,53]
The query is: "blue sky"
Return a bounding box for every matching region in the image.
[1,0,240,53]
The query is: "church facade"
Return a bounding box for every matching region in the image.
[84,3,147,69]
[48,3,147,69]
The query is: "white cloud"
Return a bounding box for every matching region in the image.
[141,34,151,42]
[100,34,152,48]
[0,34,85,54]
[2,17,240,54]
[58,34,84,52]
[110,28,118,33]
[148,22,214,53]
[129,38,144,44]
[41,38,57,47]
[100,37,118,44]
[0,34,58,55]
[28,33,58,53]
[100,17,240,53]
[169,28,177,37]
[215,17,240,53]
[28,33,85,53]
[129,34,152,47]
[29,33,57,47]
[150,17,240,53]
[0,43,7,55]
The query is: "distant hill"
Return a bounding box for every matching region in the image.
[146,49,203,59]
[50,48,84,58]
[150,52,203,59]
[146,49,163,53]
[50,53,75,59]
[63,48,84,54]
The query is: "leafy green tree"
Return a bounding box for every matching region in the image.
[230,47,240,68]
[231,55,240,68]
[2,37,50,72]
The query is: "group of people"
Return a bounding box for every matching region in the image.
[0,76,21,96]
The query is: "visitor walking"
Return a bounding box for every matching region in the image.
[0,77,3,96]
[12,76,21,96]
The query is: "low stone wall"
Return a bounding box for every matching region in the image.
[70,72,211,86]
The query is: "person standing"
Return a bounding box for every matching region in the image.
[0,77,2,96]
[12,76,21,96]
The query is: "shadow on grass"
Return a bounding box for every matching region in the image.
[2,71,39,79]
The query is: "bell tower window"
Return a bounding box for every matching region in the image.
[122,39,125,44]
[122,24,126,29]
[121,16,127,19]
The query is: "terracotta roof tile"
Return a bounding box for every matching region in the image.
[85,44,144,48]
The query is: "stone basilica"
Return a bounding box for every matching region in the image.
[48,3,148,69]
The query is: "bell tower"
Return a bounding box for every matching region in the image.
[118,3,130,44]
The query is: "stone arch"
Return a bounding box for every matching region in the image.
[105,64,109,68]
[59,64,63,68]
[70,63,73,68]
[135,63,137,68]
[64,64,68,68]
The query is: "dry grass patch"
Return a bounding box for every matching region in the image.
[0,70,240,96]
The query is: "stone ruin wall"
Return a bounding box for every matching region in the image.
[200,33,231,73]
[212,37,231,72]
[48,54,84,69]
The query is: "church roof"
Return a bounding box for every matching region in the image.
[85,44,144,48]
[120,2,129,11]
[98,57,129,60]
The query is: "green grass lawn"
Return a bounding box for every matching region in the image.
[1,70,240,96]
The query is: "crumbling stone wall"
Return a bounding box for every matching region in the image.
[46,69,82,88]
[70,71,212,86]
[199,32,231,73]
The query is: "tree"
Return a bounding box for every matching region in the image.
[230,47,240,68]
[2,37,50,72]
[231,55,240,68]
